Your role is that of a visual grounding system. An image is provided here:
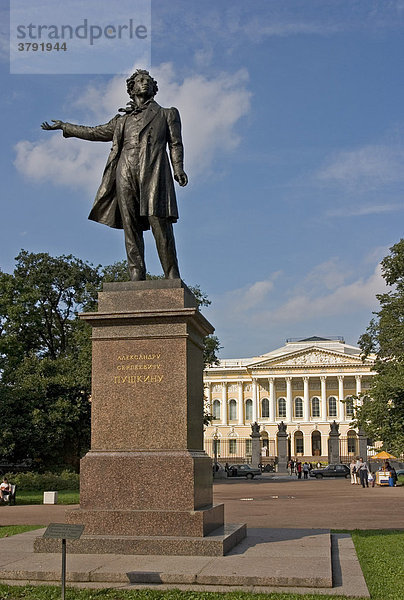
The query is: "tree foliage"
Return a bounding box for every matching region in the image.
[356,239,404,455]
[0,251,101,470]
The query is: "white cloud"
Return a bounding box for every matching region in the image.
[14,63,251,192]
[152,64,251,177]
[326,202,404,217]
[231,278,276,313]
[268,264,385,323]
[207,259,387,355]
[317,144,404,191]
[14,135,109,194]
[301,258,352,292]
[240,20,343,40]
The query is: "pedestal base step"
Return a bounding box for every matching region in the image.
[34,524,246,557]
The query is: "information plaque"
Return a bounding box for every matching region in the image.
[43,523,84,539]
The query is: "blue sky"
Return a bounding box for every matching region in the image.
[0,0,403,358]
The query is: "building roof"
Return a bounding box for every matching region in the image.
[205,336,374,371]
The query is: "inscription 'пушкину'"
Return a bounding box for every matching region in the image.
[117,354,160,360]
[114,375,163,384]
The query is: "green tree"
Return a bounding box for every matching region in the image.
[0,251,101,470]
[356,239,404,455]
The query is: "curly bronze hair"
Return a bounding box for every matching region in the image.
[126,69,158,97]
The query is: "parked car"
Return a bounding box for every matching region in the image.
[259,463,275,472]
[309,464,350,479]
[227,464,261,479]
[396,469,404,477]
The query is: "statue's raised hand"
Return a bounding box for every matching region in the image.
[41,119,64,131]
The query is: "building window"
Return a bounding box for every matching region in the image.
[347,430,357,454]
[245,399,253,421]
[212,400,220,420]
[294,431,304,454]
[229,399,237,421]
[262,398,269,418]
[345,397,354,417]
[312,397,320,417]
[278,398,286,418]
[229,439,237,454]
[245,439,252,454]
[295,397,303,418]
[329,396,337,417]
[312,430,321,456]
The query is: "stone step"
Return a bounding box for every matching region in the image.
[34,523,247,557]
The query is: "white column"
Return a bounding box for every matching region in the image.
[355,375,362,396]
[252,378,258,422]
[205,382,212,413]
[338,375,345,421]
[303,433,311,457]
[269,378,275,423]
[237,381,244,425]
[286,377,292,422]
[321,432,328,457]
[303,376,310,421]
[221,382,227,425]
[320,376,327,420]
[355,375,363,407]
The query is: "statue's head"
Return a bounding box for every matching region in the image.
[126,69,158,100]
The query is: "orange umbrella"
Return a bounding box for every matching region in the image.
[370,451,397,460]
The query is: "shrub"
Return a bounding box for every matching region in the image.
[3,470,79,490]
[397,474,404,487]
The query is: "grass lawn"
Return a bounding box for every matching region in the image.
[0,490,79,506]
[350,529,404,600]
[0,525,43,538]
[0,529,402,599]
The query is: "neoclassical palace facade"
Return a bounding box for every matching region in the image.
[203,337,375,462]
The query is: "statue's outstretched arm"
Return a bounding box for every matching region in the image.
[41,120,64,130]
[41,115,119,142]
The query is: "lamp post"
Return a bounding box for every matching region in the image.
[213,432,218,478]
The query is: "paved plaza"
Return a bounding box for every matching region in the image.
[1,474,401,530]
[0,475,401,595]
[213,474,404,530]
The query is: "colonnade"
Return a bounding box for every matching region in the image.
[205,374,365,425]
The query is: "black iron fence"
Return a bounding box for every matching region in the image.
[204,437,276,464]
[339,436,359,464]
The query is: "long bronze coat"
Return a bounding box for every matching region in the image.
[62,100,184,230]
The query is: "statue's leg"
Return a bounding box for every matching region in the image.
[116,167,146,281]
[149,217,180,279]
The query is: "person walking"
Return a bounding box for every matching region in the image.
[303,461,310,479]
[288,459,294,476]
[349,458,357,485]
[357,457,370,488]
[296,461,302,479]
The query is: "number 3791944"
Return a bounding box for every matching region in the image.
[18,42,67,51]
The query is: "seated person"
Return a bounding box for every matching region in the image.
[0,477,11,501]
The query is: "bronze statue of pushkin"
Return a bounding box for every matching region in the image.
[42,69,188,281]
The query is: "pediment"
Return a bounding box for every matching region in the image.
[249,347,368,369]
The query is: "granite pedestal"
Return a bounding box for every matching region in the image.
[35,280,245,556]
